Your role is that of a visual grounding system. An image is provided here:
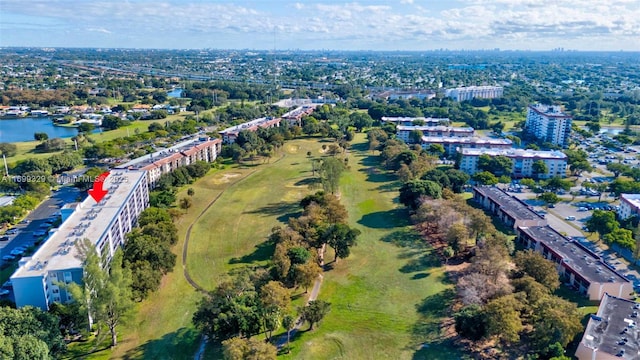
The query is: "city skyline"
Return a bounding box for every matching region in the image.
[1,0,640,51]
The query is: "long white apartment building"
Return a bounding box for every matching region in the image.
[11,171,150,310]
[219,117,281,144]
[381,117,450,127]
[281,105,318,127]
[421,136,512,156]
[459,148,567,179]
[396,125,474,144]
[525,104,573,147]
[445,86,504,102]
[115,136,222,188]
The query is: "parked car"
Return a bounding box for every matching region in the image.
[565,216,576,221]
[2,255,16,261]
[0,236,8,241]
[5,229,18,235]
[0,289,9,297]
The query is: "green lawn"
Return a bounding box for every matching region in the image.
[279,135,461,360]
[90,134,457,360]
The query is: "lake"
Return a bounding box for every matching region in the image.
[0,117,80,143]
[167,88,183,98]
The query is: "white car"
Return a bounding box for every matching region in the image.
[565,216,576,221]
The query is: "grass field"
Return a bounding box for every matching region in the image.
[81,134,456,360]
[279,136,460,360]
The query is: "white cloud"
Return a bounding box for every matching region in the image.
[1,0,639,50]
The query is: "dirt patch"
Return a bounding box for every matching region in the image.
[210,172,241,184]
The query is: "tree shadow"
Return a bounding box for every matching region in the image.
[409,289,464,359]
[358,208,410,229]
[375,182,400,193]
[399,252,440,273]
[380,228,426,249]
[243,201,302,224]
[294,178,320,187]
[412,273,430,280]
[228,240,276,265]
[119,327,200,360]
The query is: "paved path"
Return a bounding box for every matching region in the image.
[187,156,286,360]
[275,244,326,350]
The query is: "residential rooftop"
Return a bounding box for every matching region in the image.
[474,186,544,222]
[396,125,474,132]
[381,116,449,124]
[115,136,218,170]
[11,171,147,278]
[460,148,568,159]
[218,117,279,134]
[580,293,640,359]
[421,136,512,145]
[518,225,630,285]
[528,104,572,118]
[621,194,640,208]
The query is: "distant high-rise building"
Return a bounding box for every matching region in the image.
[445,86,503,102]
[525,104,572,147]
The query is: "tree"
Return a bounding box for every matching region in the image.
[78,122,95,133]
[0,306,66,357]
[532,160,549,179]
[259,281,290,340]
[282,314,296,353]
[67,239,134,347]
[426,143,445,158]
[34,132,49,141]
[484,294,524,343]
[607,162,629,177]
[137,207,172,226]
[538,192,560,207]
[478,154,513,176]
[0,142,18,157]
[295,261,322,293]
[443,246,455,264]
[187,188,195,196]
[514,250,560,291]
[321,223,361,262]
[179,197,193,212]
[454,305,488,340]
[299,300,331,330]
[542,177,572,192]
[531,297,582,351]
[399,179,442,210]
[585,210,619,240]
[222,337,277,360]
[472,171,499,185]
[446,222,469,255]
[320,157,345,194]
[349,112,373,131]
[603,228,635,251]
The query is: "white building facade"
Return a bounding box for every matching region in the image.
[618,194,640,220]
[11,171,150,310]
[421,136,513,156]
[525,104,573,147]
[396,125,474,144]
[459,148,568,179]
[445,86,504,102]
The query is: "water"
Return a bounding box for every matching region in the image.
[167,88,183,98]
[0,117,80,143]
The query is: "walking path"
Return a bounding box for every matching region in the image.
[185,156,286,359]
[275,243,326,350]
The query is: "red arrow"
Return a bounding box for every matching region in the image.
[88,171,110,203]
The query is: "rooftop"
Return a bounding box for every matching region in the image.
[580,293,640,359]
[474,186,546,223]
[115,136,219,170]
[621,194,640,209]
[528,104,572,118]
[421,136,512,145]
[219,117,280,135]
[518,226,630,285]
[11,171,147,278]
[460,148,568,160]
[381,116,449,124]
[397,125,474,132]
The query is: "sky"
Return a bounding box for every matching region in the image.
[1,0,640,51]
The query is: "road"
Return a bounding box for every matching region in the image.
[1,185,81,264]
